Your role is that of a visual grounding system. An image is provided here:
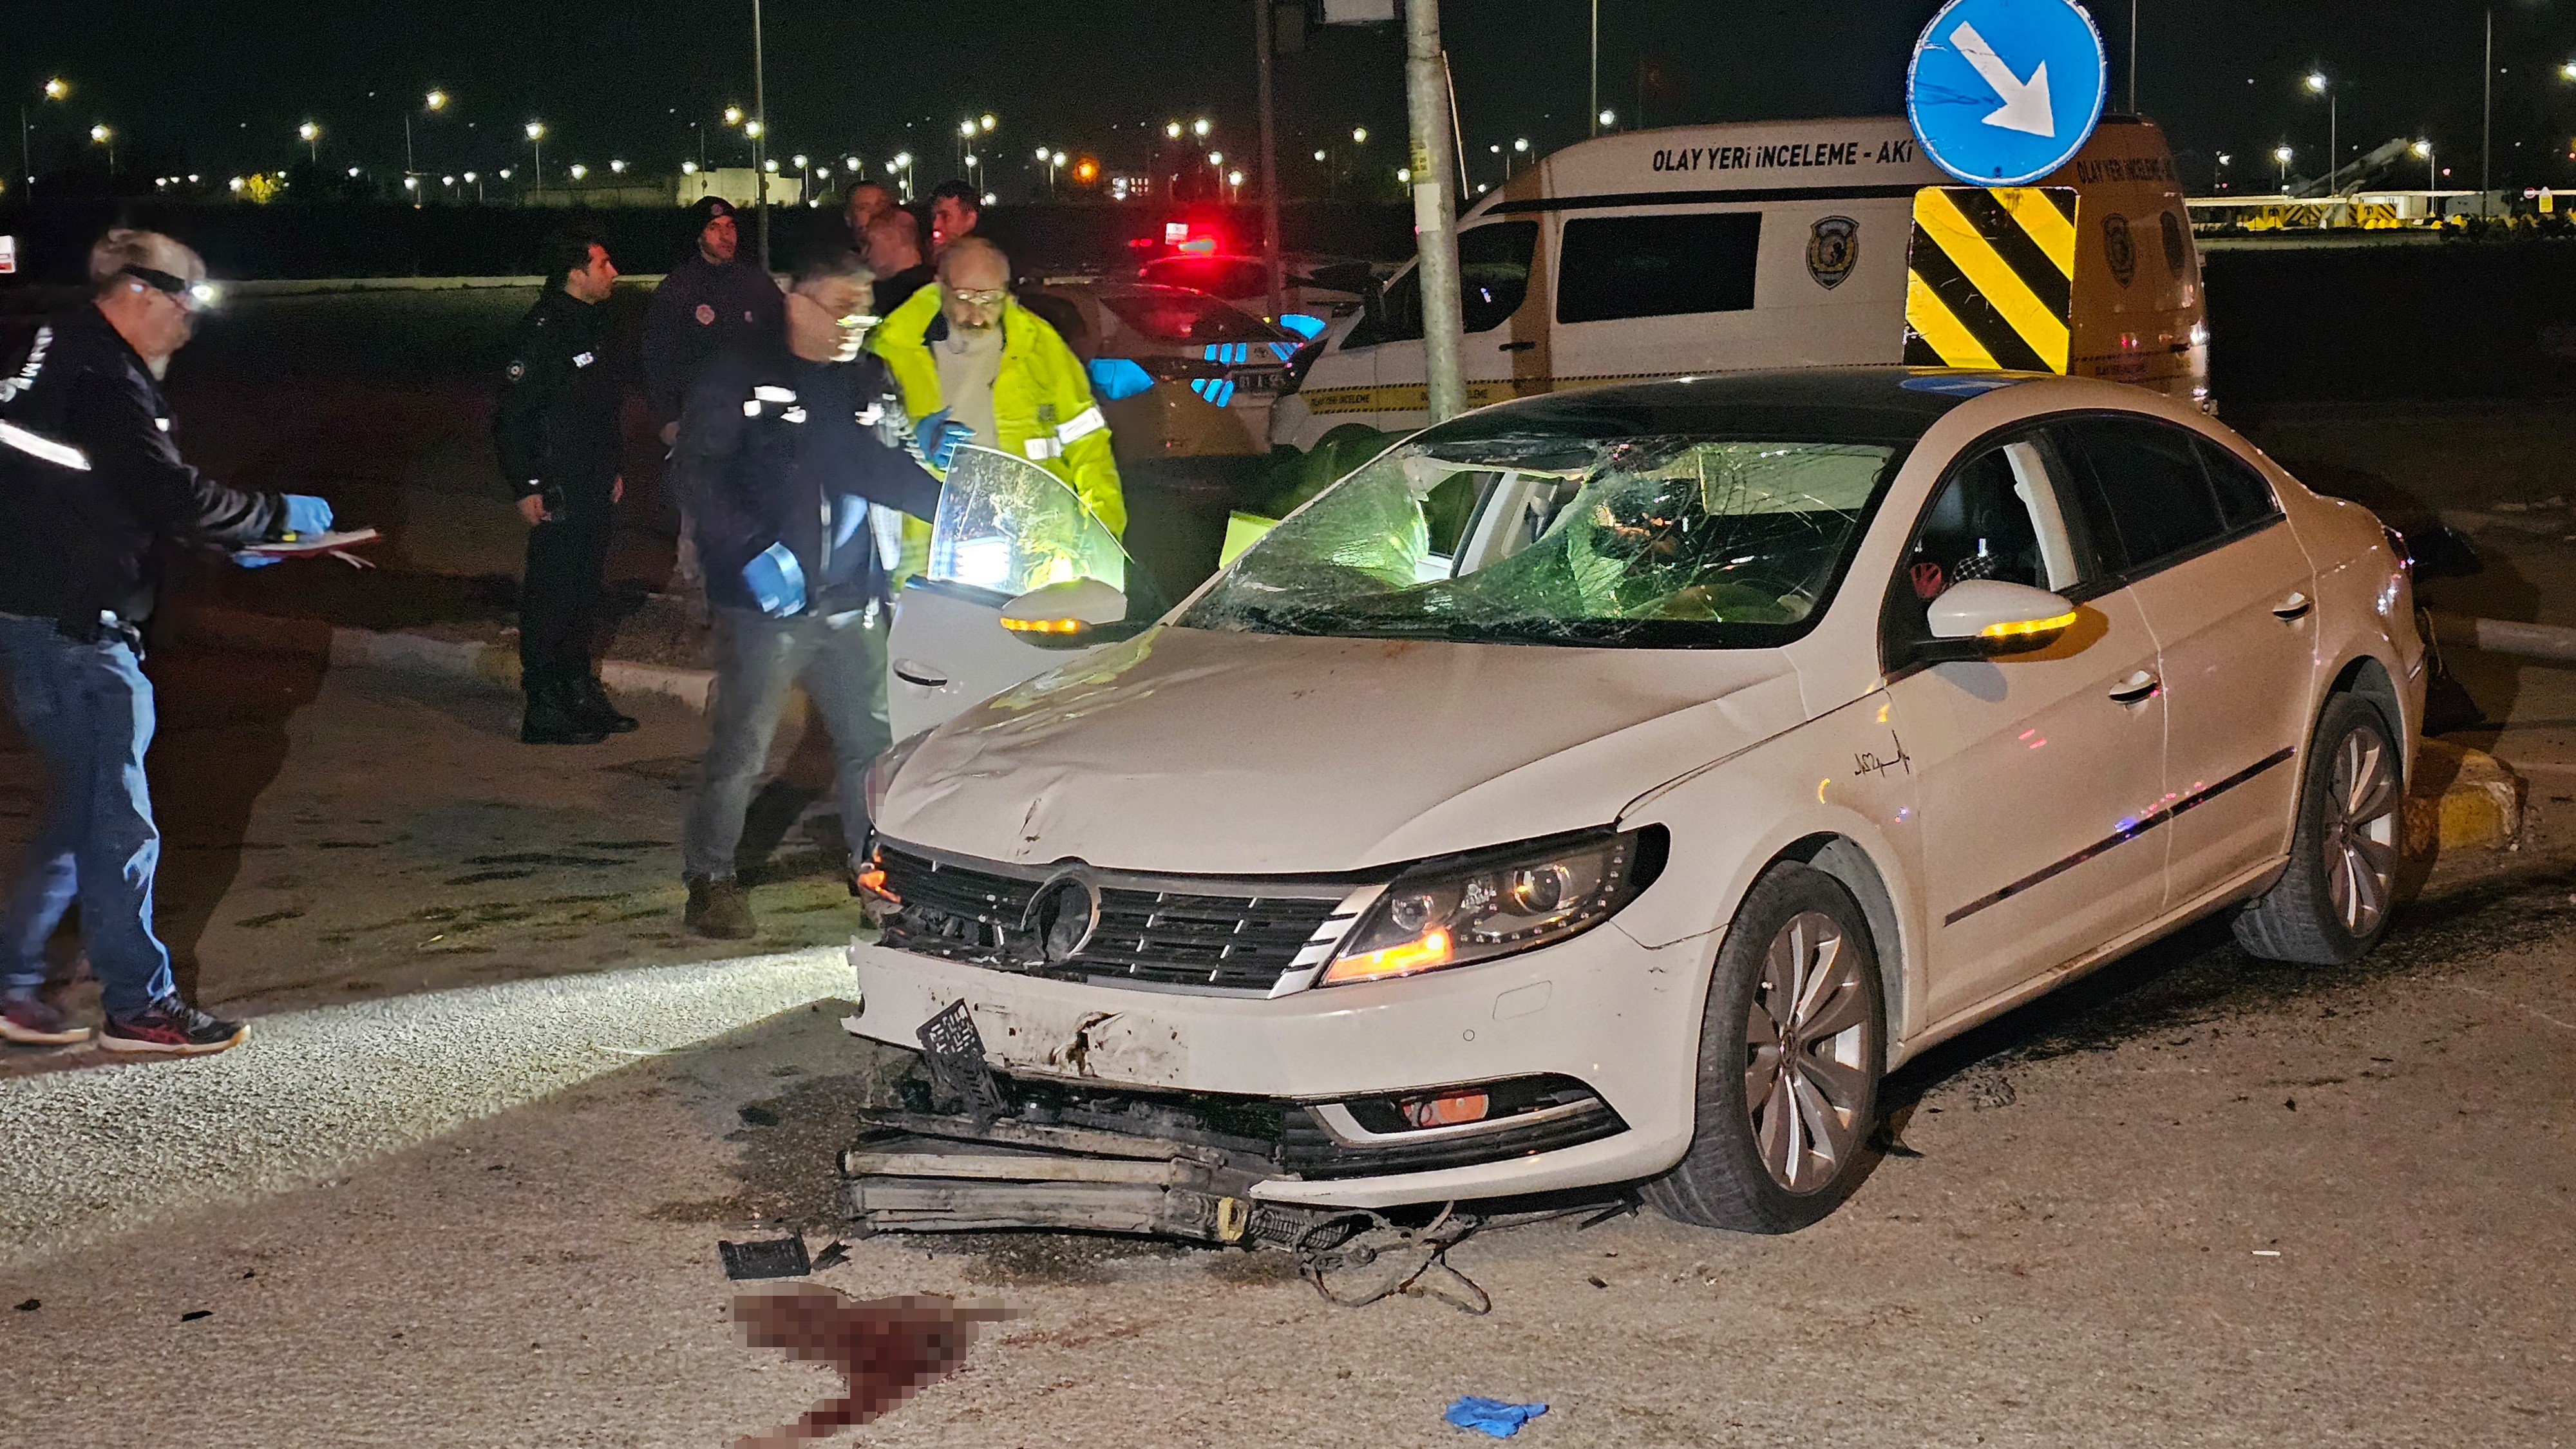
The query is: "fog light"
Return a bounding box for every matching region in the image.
[1400,1091,1490,1129]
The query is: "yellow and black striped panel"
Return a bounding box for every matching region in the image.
[1904,187,2078,375]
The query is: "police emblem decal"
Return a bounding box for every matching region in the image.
[2102,214,2137,288]
[694,303,717,326]
[1806,216,1859,290]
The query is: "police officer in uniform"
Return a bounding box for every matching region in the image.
[495,232,632,744]
[641,197,784,447]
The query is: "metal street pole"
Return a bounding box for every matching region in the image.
[17,107,28,196]
[753,0,771,272]
[1255,0,1287,323]
[2128,0,2138,113]
[404,113,416,175]
[1589,0,1600,137]
[2483,6,2494,215]
[1406,0,1466,424]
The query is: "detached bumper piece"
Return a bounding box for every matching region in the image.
[842,1110,1328,1247]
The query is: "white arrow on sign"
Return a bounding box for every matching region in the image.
[1950,21,2055,137]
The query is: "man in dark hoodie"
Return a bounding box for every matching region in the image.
[641,196,784,446]
[670,246,965,938]
[0,229,334,1055]
[495,231,632,745]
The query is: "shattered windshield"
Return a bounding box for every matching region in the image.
[1179,431,1904,647]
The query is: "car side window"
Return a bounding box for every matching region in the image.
[2195,437,2282,530]
[1555,213,1761,325]
[2055,416,2232,579]
[1882,437,2082,665]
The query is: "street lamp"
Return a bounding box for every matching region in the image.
[23,77,72,194]
[43,78,68,102]
[723,106,744,127]
[1598,109,1617,130]
[2302,71,2338,195]
[408,89,448,178]
[1192,117,1212,138]
[569,163,587,181]
[2273,144,2294,191]
[524,121,545,198]
[892,151,914,200]
[1164,120,1182,139]
[2413,138,2436,192]
[610,158,626,175]
[89,122,113,173]
[1352,126,1367,144]
[299,120,320,164]
[980,113,996,133]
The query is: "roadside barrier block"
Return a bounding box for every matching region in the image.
[2407,738,2523,855]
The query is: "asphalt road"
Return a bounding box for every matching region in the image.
[1,844,2570,1448]
[0,644,871,1045]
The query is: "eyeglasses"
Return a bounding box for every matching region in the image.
[945,287,1007,308]
[122,265,219,313]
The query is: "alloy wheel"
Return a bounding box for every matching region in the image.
[2321,726,2400,935]
[1743,911,1871,1192]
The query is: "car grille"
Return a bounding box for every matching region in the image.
[875,844,1352,993]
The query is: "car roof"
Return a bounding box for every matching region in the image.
[1426,367,2049,444]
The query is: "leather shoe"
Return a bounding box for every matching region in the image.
[522,679,609,745]
[572,674,639,734]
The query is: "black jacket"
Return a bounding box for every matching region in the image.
[493,287,622,500]
[872,264,936,321]
[640,252,786,428]
[674,345,942,617]
[0,305,281,632]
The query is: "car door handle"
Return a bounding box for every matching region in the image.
[891,659,949,689]
[2108,670,2161,705]
[2273,591,2313,621]
[1497,340,1537,352]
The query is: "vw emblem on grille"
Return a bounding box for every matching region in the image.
[1022,872,1101,964]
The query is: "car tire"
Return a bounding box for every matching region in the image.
[2232,692,2405,965]
[1643,864,1886,1235]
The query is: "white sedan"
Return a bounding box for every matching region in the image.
[852,369,2424,1233]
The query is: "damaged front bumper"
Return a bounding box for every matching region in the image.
[841,927,1704,1222]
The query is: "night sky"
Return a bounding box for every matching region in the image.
[15,1,2576,191]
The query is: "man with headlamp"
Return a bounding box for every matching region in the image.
[671,246,961,940]
[0,229,336,1055]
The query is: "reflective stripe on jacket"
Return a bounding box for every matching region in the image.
[869,286,1123,578]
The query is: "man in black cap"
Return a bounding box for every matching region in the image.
[495,231,633,745]
[642,197,784,448]
[642,196,786,610]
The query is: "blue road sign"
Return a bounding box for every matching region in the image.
[1906,0,2108,187]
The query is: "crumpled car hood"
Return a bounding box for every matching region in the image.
[875,626,1812,876]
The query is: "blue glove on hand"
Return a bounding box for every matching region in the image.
[743,543,808,618]
[232,552,281,569]
[283,495,334,536]
[913,409,973,470]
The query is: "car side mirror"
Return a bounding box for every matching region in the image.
[1917,580,2079,663]
[999,576,1129,650]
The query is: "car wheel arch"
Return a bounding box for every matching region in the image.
[2328,652,2404,744]
[1772,833,1908,1050]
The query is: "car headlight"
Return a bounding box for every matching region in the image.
[862,728,933,825]
[1320,827,1664,987]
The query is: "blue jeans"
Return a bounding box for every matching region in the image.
[681,605,891,882]
[0,613,176,1016]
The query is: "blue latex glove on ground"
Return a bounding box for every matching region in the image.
[913,409,972,470]
[1444,1397,1548,1439]
[283,494,334,536]
[743,543,808,618]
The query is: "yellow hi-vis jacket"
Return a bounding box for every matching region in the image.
[869,285,1124,580]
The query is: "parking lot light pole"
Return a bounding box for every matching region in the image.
[1405,0,1466,424]
[1255,0,1287,325]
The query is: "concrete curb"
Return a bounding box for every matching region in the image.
[173,605,715,712]
[2409,737,2525,855]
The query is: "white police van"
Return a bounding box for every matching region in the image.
[1269,115,2208,451]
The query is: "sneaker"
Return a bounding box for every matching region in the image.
[0,995,90,1046]
[99,998,246,1056]
[685,876,757,940]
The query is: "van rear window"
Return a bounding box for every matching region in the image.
[1557,213,1761,325]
